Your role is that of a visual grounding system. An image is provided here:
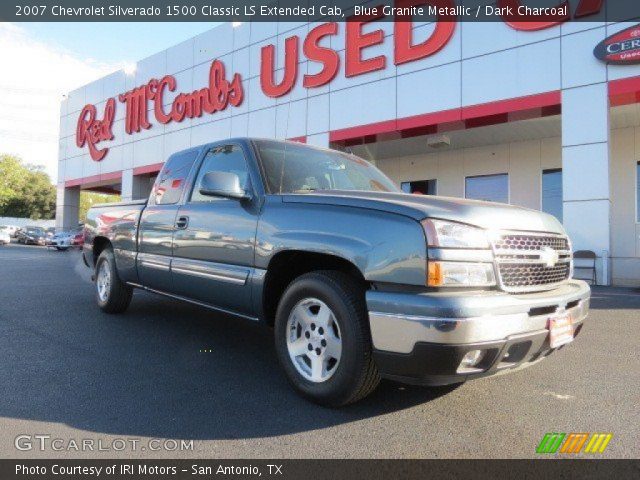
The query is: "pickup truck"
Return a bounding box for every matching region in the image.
[83,138,590,407]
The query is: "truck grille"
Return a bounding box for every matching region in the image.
[498,263,571,289]
[492,232,572,293]
[493,234,569,252]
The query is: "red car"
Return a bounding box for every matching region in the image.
[72,231,84,246]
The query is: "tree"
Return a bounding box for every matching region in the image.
[0,154,56,220]
[79,191,120,222]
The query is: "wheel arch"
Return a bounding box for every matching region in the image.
[261,249,366,326]
[92,236,113,267]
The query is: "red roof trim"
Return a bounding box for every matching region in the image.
[609,75,640,107]
[329,91,562,145]
[133,162,164,176]
[64,171,122,188]
[330,119,398,143]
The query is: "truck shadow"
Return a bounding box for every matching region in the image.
[1,289,458,441]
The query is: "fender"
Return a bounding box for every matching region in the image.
[255,199,428,286]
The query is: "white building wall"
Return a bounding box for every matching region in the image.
[376,137,561,212]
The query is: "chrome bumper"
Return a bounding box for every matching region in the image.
[368,280,590,354]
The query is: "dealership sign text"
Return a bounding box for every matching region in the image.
[76,60,243,161]
[76,0,606,160]
[594,24,640,65]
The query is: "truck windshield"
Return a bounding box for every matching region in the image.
[255,140,399,194]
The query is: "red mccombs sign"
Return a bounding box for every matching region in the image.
[76,0,605,161]
[76,60,243,161]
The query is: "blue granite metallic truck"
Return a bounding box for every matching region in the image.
[83,138,590,406]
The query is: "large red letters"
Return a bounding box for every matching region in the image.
[394,0,457,65]
[76,60,243,160]
[261,36,299,97]
[75,98,115,161]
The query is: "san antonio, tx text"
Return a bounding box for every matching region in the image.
[16,463,284,476]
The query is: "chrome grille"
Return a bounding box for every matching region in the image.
[498,263,571,289]
[493,234,569,252]
[492,232,572,293]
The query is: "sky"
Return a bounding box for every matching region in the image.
[0,22,217,183]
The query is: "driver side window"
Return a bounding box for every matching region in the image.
[190,145,249,202]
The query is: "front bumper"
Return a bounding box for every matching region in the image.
[367,280,590,386]
[25,238,45,245]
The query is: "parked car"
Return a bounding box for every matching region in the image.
[46,231,75,251]
[17,226,47,246]
[83,138,590,407]
[0,228,10,245]
[72,231,84,246]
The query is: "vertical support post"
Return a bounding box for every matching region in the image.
[562,84,611,286]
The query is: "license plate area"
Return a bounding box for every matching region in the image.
[548,312,574,348]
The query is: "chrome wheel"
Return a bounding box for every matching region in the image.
[96,260,111,302]
[286,298,342,383]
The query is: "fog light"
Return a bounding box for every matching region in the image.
[458,349,485,372]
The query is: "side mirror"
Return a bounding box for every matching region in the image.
[199,171,251,200]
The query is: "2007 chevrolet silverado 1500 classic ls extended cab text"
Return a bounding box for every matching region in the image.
[83,138,590,406]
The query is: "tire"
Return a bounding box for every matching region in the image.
[274,271,380,407]
[95,248,133,314]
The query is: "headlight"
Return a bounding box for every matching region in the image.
[422,219,489,249]
[427,261,496,287]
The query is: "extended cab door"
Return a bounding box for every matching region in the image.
[171,143,260,316]
[137,148,200,292]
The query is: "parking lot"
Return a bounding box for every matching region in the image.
[0,241,639,458]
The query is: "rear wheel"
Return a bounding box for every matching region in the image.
[95,248,133,313]
[274,271,380,407]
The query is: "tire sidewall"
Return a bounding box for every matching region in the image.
[274,273,368,405]
[95,250,115,308]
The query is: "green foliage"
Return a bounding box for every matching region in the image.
[0,154,56,220]
[79,191,120,222]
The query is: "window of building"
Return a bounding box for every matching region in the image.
[190,145,250,202]
[401,179,437,195]
[542,168,563,223]
[465,174,508,204]
[152,150,199,205]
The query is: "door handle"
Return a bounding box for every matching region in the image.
[175,216,189,229]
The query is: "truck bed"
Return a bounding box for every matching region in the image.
[84,199,147,264]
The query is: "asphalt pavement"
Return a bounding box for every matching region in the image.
[0,242,638,458]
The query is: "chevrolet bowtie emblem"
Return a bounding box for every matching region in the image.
[540,246,560,268]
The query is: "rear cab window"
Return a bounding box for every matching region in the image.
[150,149,200,205]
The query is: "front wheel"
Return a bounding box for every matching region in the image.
[95,248,133,313]
[274,271,380,407]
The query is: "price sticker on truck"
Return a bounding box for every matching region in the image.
[549,312,574,348]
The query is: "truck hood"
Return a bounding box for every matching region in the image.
[282,190,565,234]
